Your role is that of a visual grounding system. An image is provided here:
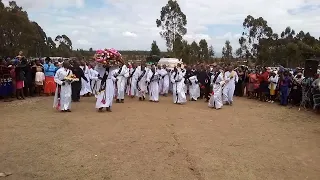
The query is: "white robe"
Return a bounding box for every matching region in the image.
[79,65,92,95]
[136,67,148,98]
[95,66,117,108]
[223,70,238,103]
[116,65,129,100]
[159,68,169,95]
[208,72,225,109]
[126,67,138,96]
[53,68,72,110]
[147,70,160,101]
[188,75,200,100]
[181,69,187,94]
[89,68,100,96]
[171,69,187,104]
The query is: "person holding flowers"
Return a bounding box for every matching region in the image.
[53,61,78,112]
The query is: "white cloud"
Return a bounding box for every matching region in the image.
[7,0,320,55]
[77,39,92,46]
[122,31,137,38]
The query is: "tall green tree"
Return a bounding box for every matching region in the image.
[198,39,209,62]
[239,15,273,59]
[150,40,161,56]
[222,40,233,59]
[208,45,215,57]
[190,41,200,62]
[156,0,187,53]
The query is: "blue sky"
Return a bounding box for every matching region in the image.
[3,0,320,57]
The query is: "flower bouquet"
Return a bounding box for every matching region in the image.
[64,74,79,83]
[94,48,123,66]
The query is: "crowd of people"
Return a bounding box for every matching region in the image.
[234,66,320,111]
[0,55,320,113]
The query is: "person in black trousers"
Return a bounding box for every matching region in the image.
[204,65,213,102]
[70,61,88,102]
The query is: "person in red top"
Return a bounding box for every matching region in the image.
[259,67,270,102]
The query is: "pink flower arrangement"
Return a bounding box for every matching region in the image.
[94,48,123,65]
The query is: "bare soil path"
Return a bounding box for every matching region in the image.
[1,96,320,180]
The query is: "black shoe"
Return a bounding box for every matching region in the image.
[106,107,112,112]
[98,107,103,112]
[139,97,142,101]
[121,99,124,103]
[116,99,120,103]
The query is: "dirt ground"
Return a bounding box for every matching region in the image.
[0,96,320,180]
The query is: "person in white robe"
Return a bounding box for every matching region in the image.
[222,65,238,105]
[181,67,187,94]
[208,65,225,109]
[115,63,129,103]
[188,71,200,101]
[80,61,92,96]
[89,67,100,97]
[126,63,138,98]
[159,65,170,96]
[157,65,163,95]
[169,69,173,93]
[171,64,187,104]
[146,65,160,102]
[95,64,117,112]
[53,62,73,112]
[136,63,148,101]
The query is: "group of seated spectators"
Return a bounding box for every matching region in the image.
[234,66,320,112]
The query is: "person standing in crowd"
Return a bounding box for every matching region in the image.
[197,65,207,100]
[79,61,92,97]
[208,64,225,109]
[290,72,304,106]
[115,61,129,103]
[171,63,186,104]
[188,70,200,101]
[162,65,170,96]
[223,65,238,105]
[279,70,292,106]
[136,62,148,101]
[127,63,138,98]
[204,65,212,102]
[15,59,25,100]
[0,58,13,102]
[146,64,160,102]
[268,71,278,103]
[235,67,245,97]
[259,67,270,102]
[53,61,73,112]
[20,58,34,97]
[70,61,88,102]
[34,61,45,96]
[156,64,163,95]
[43,57,58,96]
[311,74,320,112]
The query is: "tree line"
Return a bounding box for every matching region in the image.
[1,0,319,67]
[155,0,320,67]
[0,1,75,57]
[237,15,320,67]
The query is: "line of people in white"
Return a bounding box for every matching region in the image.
[53,61,238,112]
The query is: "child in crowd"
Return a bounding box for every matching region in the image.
[35,65,45,96]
